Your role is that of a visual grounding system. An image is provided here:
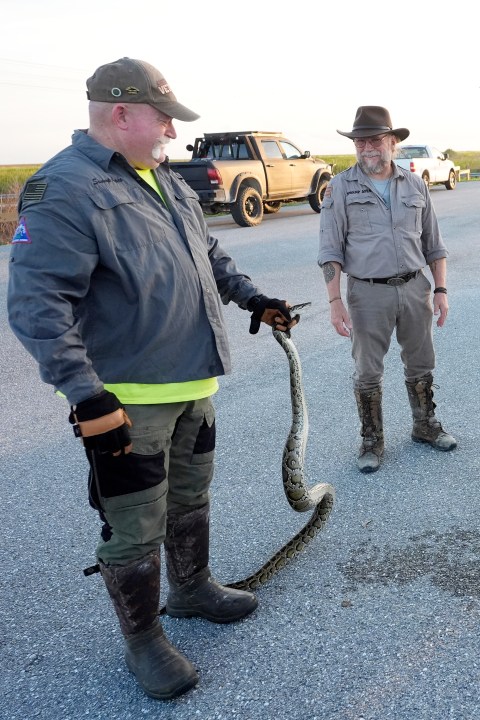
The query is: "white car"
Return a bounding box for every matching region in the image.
[395,144,457,190]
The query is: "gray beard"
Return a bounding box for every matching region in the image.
[357,155,389,176]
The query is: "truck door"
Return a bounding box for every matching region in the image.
[260,139,292,197]
[278,140,314,195]
[431,147,445,182]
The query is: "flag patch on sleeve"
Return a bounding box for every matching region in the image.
[23,182,47,202]
[12,217,31,244]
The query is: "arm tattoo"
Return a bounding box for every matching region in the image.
[322,262,336,284]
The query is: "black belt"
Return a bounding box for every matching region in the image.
[353,271,419,286]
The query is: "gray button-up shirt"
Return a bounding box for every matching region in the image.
[8,131,261,405]
[318,162,448,278]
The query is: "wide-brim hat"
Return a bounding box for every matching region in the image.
[86,57,200,122]
[337,106,409,141]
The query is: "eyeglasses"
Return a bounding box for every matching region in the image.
[353,134,390,148]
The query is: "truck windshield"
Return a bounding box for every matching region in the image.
[396,147,428,159]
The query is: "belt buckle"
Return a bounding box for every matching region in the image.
[386,277,405,286]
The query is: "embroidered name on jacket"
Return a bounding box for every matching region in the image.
[92,178,124,185]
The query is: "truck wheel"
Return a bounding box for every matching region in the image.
[231,186,264,227]
[264,201,282,214]
[308,178,329,213]
[422,172,431,189]
[445,170,456,190]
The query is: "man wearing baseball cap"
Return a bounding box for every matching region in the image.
[318,106,456,473]
[8,58,297,700]
[86,56,200,122]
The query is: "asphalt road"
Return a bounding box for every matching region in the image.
[1,183,479,720]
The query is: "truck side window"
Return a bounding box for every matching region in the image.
[237,142,249,159]
[261,140,284,159]
[279,141,302,159]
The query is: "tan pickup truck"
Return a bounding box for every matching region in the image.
[169,131,333,227]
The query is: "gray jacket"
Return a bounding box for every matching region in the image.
[8,131,261,405]
[318,162,448,278]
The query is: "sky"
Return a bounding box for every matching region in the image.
[1,0,479,165]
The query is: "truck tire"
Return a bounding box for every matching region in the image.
[264,201,282,214]
[445,170,456,190]
[422,171,431,189]
[308,177,329,213]
[231,186,264,227]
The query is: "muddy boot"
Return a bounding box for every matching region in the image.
[100,550,198,700]
[406,374,457,451]
[164,504,258,623]
[354,387,384,473]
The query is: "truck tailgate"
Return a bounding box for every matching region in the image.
[170,162,213,191]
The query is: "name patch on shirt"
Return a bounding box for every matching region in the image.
[92,177,124,185]
[12,217,31,244]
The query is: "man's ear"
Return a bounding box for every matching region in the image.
[111,104,129,130]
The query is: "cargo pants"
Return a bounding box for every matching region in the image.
[346,271,435,390]
[86,397,216,566]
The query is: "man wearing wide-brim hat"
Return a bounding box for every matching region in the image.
[318,105,456,473]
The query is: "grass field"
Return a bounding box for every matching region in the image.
[2,150,480,244]
[0,165,41,194]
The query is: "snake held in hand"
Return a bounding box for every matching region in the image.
[227,302,335,591]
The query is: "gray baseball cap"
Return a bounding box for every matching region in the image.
[86,57,200,122]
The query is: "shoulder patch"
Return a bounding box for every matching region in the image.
[23,181,47,202]
[12,216,31,244]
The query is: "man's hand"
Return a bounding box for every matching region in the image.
[433,292,449,327]
[69,390,133,456]
[329,298,352,337]
[247,295,295,335]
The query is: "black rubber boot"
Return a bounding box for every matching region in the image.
[354,387,384,473]
[100,550,198,700]
[164,504,258,623]
[406,374,457,451]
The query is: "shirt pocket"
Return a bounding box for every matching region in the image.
[87,184,166,251]
[346,194,377,234]
[87,183,142,210]
[172,174,205,235]
[172,174,200,203]
[401,194,425,233]
[320,195,334,229]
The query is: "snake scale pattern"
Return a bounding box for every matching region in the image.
[227,304,335,590]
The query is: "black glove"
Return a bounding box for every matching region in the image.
[69,390,132,455]
[246,294,292,335]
